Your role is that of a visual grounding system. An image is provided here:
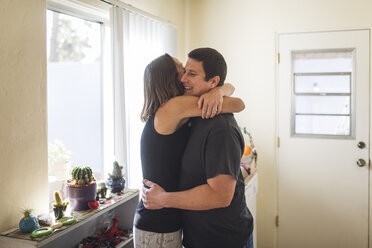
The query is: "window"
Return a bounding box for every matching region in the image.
[46,2,177,208]
[291,49,354,137]
[46,8,112,207]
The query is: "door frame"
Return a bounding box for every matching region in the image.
[275,28,371,248]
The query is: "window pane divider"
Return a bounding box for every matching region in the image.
[294,72,351,76]
[295,113,350,116]
[295,93,351,96]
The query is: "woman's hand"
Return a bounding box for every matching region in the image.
[142,179,166,210]
[198,87,223,119]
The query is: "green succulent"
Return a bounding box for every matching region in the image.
[22,208,33,218]
[71,166,94,185]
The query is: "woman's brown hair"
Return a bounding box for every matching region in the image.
[140,54,184,122]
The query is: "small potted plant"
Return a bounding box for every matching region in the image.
[67,166,97,211]
[106,161,125,193]
[19,209,40,233]
[52,191,69,220]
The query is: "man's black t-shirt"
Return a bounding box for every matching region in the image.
[135,115,189,233]
[180,114,253,248]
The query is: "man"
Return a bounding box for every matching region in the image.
[142,47,253,248]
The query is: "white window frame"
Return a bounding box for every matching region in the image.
[290,49,356,139]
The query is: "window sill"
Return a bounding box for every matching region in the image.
[0,189,139,248]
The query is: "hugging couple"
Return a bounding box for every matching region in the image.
[134,47,253,248]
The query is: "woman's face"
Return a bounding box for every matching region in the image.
[172,57,185,81]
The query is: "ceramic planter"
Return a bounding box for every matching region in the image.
[53,206,67,220]
[67,180,97,211]
[19,215,40,233]
[106,177,125,193]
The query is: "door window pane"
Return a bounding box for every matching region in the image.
[294,74,350,93]
[295,115,350,135]
[293,50,353,73]
[295,96,350,115]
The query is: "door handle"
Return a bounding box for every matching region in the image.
[357,159,366,167]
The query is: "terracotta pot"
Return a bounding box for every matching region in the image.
[67,180,97,211]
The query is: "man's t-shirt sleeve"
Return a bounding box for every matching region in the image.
[204,128,243,180]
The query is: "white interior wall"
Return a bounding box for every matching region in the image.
[185,0,372,247]
[0,0,48,232]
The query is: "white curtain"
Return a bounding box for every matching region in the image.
[110,7,177,190]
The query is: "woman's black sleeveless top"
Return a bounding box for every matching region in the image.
[134,115,189,233]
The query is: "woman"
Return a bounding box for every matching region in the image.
[133,54,244,248]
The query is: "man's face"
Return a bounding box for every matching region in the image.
[181,58,216,96]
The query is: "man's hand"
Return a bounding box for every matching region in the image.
[198,87,223,119]
[142,179,166,210]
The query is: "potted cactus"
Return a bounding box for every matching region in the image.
[52,191,69,219]
[67,166,97,211]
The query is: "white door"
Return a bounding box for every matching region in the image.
[277,30,370,248]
